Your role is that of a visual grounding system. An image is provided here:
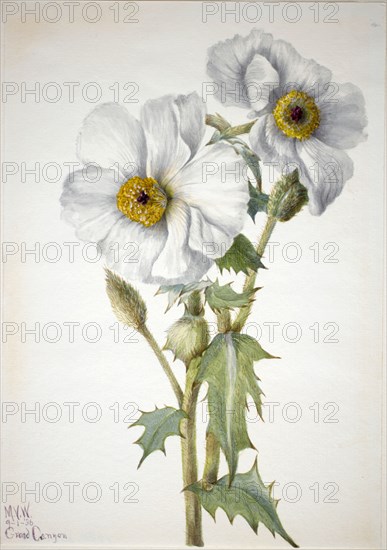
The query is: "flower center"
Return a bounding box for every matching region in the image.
[273,90,320,140]
[116,176,167,227]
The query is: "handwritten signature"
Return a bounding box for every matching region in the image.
[4,503,68,543]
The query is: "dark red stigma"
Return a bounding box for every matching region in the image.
[137,191,150,205]
[290,106,303,123]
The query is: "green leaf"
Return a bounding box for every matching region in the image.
[156,279,212,312]
[205,118,255,145]
[198,333,275,480]
[220,121,256,139]
[234,144,262,187]
[187,458,298,548]
[248,181,269,221]
[205,113,231,132]
[205,280,256,313]
[215,234,265,275]
[130,407,187,467]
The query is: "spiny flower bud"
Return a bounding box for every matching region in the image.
[267,170,308,222]
[165,315,209,365]
[105,268,147,330]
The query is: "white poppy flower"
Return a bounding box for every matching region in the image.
[60,93,249,284]
[207,29,367,215]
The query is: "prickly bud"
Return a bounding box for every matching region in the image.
[267,170,308,222]
[165,315,209,365]
[105,268,147,330]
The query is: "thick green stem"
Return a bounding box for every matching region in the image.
[181,362,203,547]
[202,432,220,487]
[216,309,232,333]
[140,325,183,407]
[231,216,277,332]
[201,308,228,487]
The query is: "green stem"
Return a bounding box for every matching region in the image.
[181,361,203,547]
[140,325,183,407]
[202,432,220,488]
[231,216,277,332]
[201,307,228,487]
[216,309,232,333]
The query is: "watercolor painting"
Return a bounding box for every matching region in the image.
[59,28,367,548]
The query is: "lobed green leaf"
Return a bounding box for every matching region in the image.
[130,406,187,467]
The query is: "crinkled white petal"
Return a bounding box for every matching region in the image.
[187,206,234,260]
[175,92,206,160]
[100,215,169,284]
[166,142,249,244]
[60,169,122,242]
[151,200,213,284]
[141,93,205,185]
[295,137,354,215]
[266,39,332,98]
[207,29,274,108]
[244,54,280,112]
[207,29,332,110]
[250,114,297,166]
[316,82,367,149]
[77,103,147,179]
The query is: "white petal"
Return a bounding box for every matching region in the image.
[77,103,147,179]
[175,92,206,160]
[151,200,213,284]
[296,137,354,215]
[267,39,332,97]
[207,29,274,108]
[244,54,280,111]
[141,95,192,185]
[151,200,191,278]
[188,206,234,259]
[60,169,122,242]
[101,216,168,284]
[250,114,297,166]
[316,82,367,149]
[167,142,249,240]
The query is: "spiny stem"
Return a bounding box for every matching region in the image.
[140,325,183,407]
[216,309,232,333]
[202,304,229,487]
[231,216,277,332]
[181,360,203,546]
[202,432,220,488]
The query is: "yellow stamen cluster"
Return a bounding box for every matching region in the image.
[116,176,167,227]
[273,90,320,140]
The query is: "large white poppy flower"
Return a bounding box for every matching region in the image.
[207,29,367,215]
[60,93,249,284]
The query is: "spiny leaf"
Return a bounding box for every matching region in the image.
[248,181,269,221]
[215,234,265,275]
[220,120,256,139]
[186,458,298,548]
[156,279,212,312]
[198,333,275,480]
[130,407,187,467]
[205,113,231,132]
[233,143,262,188]
[156,284,184,312]
[205,115,255,145]
[205,280,257,313]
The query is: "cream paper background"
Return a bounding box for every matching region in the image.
[1,1,385,548]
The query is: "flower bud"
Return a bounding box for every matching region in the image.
[267,170,308,222]
[105,268,147,330]
[165,315,209,365]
